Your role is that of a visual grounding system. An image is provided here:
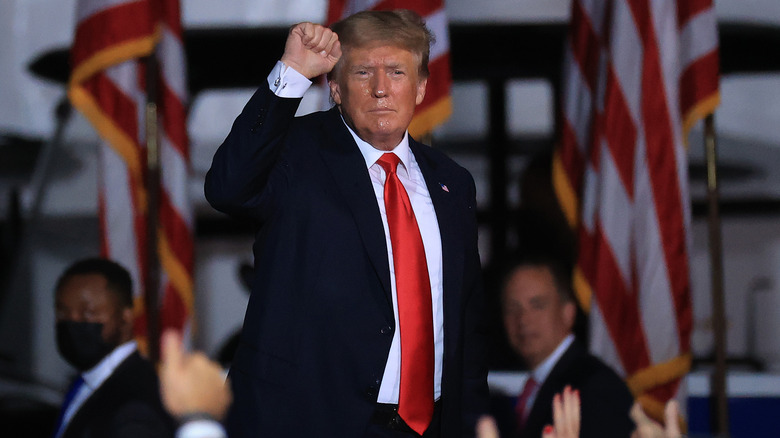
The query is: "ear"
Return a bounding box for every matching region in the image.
[415,77,427,105]
[563,300,577,332]
[119,307,135,340]
[329,79,342,105]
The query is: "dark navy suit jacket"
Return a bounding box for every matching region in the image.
[205,86,488,437]
[490,341,634,438]
[59,351,174,438]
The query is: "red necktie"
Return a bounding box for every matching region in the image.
[377,153,434,435]
[515,377,538,433]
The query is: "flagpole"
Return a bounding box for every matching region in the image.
[704,113,730,436]
[144,51,162,363]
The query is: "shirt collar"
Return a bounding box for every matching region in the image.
[340,115,411,177]
[531,334,575,385]
[81,340,137,389]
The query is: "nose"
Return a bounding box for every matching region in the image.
[515,307,535,325]
[373,74,387,98]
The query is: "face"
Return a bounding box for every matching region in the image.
[329,44,427,151]
[502,266,576,369]
[55,273,133,346]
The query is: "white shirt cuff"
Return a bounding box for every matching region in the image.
[176,419,227,438]
[267,61,312,98]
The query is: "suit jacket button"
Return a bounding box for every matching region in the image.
[380,325,392,335]
[250,111,266,132]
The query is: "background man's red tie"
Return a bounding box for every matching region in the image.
[515,376,538,433]
[377,153,434,435]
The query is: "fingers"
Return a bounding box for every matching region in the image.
[159,329,187,415]
[283,22,341,78]
[664,400,682,437]
[630,401,666,438]
[630,401,650,425]
[565,387,580,436]
[475,415,500,438]
[295,22,339,58]
[547,386,580,438]
[324,31,340,59]
[552,392,565,434]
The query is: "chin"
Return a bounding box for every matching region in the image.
[370,125,403,138]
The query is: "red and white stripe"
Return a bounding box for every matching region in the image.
[156,0,194,340]
[553,0,719,420]
[326,0,452,137]
[69,0,193,349]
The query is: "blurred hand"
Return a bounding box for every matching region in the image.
[159,330,232,421]
[542,386,580,438]
[476,415,500,438]
[630,400,682,438]
[280,22,341,79]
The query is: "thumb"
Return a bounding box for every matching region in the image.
[161,329,184,371]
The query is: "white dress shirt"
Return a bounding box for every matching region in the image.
[267,61,445,403]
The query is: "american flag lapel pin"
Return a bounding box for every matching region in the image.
[440,183,449,192]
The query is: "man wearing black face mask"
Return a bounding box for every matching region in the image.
[52,257,175,438]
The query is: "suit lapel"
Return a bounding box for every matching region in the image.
[316,117,466,324]
[410,140,465,333]
[62,353,136,438]
[317,109,393,316]
[525,342,582,435]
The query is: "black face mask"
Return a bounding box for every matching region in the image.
[56,321,116,371]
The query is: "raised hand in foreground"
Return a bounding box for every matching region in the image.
[159,329,232,422]
[630,400,682,438]
[280,22,341,79]
[542,385,580,438]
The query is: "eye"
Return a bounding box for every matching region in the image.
[82,306,101,321]
[530,298,546,310]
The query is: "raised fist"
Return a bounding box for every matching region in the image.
[280,22,341,79]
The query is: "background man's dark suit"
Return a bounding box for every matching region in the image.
[60,351,174,438]
[205,85,488,437]
[491,341,634,438]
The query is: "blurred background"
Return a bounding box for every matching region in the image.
[1,0,780,436]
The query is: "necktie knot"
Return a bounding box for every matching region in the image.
[377,153,400,175]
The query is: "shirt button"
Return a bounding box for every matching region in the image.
[380,325,392,335]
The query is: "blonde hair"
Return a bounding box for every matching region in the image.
[329,9,434,80]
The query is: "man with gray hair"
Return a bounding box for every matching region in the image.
[205,9,487,438]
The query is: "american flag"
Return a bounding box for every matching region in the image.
[326,0,452,137]
[69,0,194,352]
[553,0,719,420]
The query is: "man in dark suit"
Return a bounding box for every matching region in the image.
[492,255,634,438]
[205,9,487,438]
[51,258,174,438]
